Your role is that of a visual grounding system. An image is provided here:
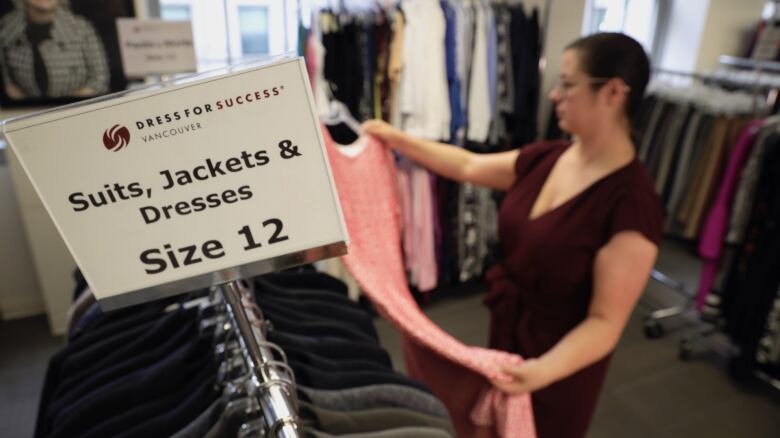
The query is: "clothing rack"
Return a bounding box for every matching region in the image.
[642,63,779,340]
[640,64,724,338]
[218,280,302,438]
[644,61,780,397]
[642,269,696,339]
[652,65,780,98]
[642,67,736,339]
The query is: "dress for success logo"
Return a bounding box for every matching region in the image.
[103,125,131,151]
[102,85,283,150]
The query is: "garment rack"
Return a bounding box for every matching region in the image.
[219,280,302,438]
[642,67,731,340]
[643,63,780,340]
[646,61,780,396]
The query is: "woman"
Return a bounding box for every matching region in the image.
[0,0,109,99]
[362,33,663,438]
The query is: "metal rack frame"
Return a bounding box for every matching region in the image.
[219,280,302,438]
[642,269,697,339]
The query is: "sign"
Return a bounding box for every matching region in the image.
[3,58,349,310]
[117,18,197,77]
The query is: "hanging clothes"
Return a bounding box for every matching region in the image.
[466,1,491,143]
[696,120,764,309]
[700,123,779,320]
[441,0,466,143]
[398,157,440,291]
[398,0,451,140]
[635,85,755,239]
[388,8,405,127]
[720,133,780,376]
[39,271,455,437]
[310,2,544,291]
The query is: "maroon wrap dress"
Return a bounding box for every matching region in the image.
[485,140,664,438]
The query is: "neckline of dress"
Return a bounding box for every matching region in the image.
[322,125,369,159]
[526,145,637,223]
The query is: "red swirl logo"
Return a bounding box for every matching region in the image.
[102,124,130,151]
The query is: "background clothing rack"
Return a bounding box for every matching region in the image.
[642,62,780,340]
[219,280,302,438]
[641,66,739,340]
[641,59,780,397]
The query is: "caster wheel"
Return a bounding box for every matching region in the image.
[679,339,694,361]
[643,319,664,339]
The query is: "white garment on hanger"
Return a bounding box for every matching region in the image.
[312,36,330,117]
[399,0,451,140]
[467,1,491,143]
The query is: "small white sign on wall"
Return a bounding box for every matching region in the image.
[117,18,197,77]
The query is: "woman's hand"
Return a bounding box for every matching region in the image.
[490,358,556,395]
[361,119,404,147]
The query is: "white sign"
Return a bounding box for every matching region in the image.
[3,58,349,310]
[117,18,197,77]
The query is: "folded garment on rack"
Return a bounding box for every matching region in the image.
[39,271,456,438]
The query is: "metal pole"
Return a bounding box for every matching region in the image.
[220,281,301,437]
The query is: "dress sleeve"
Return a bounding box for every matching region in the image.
[607,189,665,246]
[514,140,568,179]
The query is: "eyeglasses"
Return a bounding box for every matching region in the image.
[553,77,631,96]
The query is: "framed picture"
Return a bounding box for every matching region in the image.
[0,0,135,107]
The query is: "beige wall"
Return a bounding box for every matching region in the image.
[5,145,74,334]
[0,160,43,319]
[2,107,74,334]
[694,0,765,72]
[536,0,588,138]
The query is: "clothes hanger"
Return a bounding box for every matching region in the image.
[321,99,363,135]
[238,417,267,438]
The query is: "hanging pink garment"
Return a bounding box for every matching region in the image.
[696,120,763,309]
[322,127,536,438]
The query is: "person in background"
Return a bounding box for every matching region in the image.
[362,32,663,438]
[0,0,109,99]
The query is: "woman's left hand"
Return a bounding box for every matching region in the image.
[490,358,555,395]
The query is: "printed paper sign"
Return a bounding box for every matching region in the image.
[117,18,197,77]
[4,58,349,310]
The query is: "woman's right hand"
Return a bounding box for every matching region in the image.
[361,119,404,148]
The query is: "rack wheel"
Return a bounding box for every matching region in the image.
[679,339,693,361]
[643,318,664,339]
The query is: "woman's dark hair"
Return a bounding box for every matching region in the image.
[566,32,650,124]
